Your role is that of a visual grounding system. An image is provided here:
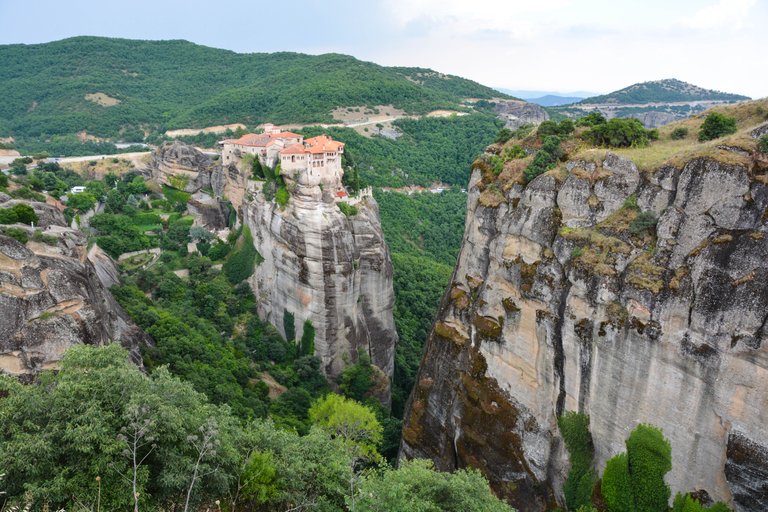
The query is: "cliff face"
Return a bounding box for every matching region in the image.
[150,142,398,400]
[242,186,397,402]
[0,202,147,379]
[401,147,768,511]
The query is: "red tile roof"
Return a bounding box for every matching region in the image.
[281,143,308,155]
[305,134,344,153]
[224,131,303,148]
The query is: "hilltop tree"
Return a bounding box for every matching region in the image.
[698,112,737,141]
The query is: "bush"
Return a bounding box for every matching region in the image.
[223,225,261,284]
[494,128,514,144]
[502,144,526,160]
[283,310,296,341]
[577,111,607,127]
[698,112,737,141]
[1,227,29,244]
[670,127,689,140]
[538,120,576,138]
[758,134,768,154]
[299,319,315,356]
[0,204,38,225]
[583,118,655,148]
[275,186,289,207]
[0,173,7,188]
[558,412,596,510]
[524,135,562,183]
[337,201,358,217]
[629,211,657,235]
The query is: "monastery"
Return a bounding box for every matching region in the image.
[221,124,358,199]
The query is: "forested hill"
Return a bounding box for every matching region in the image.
[578,78,749,105]
[0,36,506,139]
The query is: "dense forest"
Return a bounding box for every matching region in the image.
[0,37,505,144]
[375,189,468,414]
[301,114,503,187]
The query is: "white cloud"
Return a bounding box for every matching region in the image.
[383,0,571,39]
[688,0,757,30]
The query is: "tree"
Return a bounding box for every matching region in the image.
[117,403,157,512]
[626,424,672,512]
[67,192,97,212]
[308,394,383,460]
[583,118,655,147]
[757,134,768,154]
[670,127,689,140]
[354,459,512,512]
[299,319,315,356]
[282,309,296,341]
[602,453,634,512]
[698,112,737,141]
[558,412,596,510]
[578,111,607,127]
[252,157,265,180]
[183,417,221,512]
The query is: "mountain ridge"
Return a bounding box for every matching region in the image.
[578,78,750,105]
[0,36,508,140]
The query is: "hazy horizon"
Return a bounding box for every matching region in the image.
[0,0,765,98]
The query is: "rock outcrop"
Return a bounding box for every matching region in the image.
[401,145,768,511]
[151,141,398,402]
[493,100,549,129]
[0,202,147,378]
[242,184,397,404]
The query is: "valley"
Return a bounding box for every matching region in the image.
[0,28,767,512]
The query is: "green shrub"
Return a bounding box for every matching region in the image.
[629,211,657,235]
[583,118,655,148]
[0,173,7,188]
[626,424,672,512]
[283,310,296,341]
[757,134,768,154]
[299,319,315,356]
[32,230,58,245]
[558,412,596,510]
[10,187,45,202]
[538,120,575,138]
[672,493,731,512]
[602,453,634,512]
[494,128,514,144]
[670,127,689,140]
[223,225,261,284]
[502,144,526,160]
[0,204,38,225]
[571,247,584,258]
[337,201,358,217]
[2,227,29,244]
[275,186,289,208]
[698,112,737,141]
[524,135,562,183]
[577,111,607,127]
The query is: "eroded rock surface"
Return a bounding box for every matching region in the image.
[0,218,147,378]
[243,187,397,404]
[401,151,768,511]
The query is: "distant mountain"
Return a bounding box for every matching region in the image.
[0,36,507,140]
[578,78,750,105]
[495,88,596,99]
[525,95,583,107]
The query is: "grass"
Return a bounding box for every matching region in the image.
[607,98,768,171]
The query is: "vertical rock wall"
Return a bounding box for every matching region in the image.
[242,187,397,403]
[401,149,768,511]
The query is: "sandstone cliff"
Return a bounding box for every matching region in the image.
[0,200,147,379]
[242,185,397,403]
[148,141,398,401]
[401,130,768,509]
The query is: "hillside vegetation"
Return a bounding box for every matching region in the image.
[578,78,749,105]
[0,36,505,142]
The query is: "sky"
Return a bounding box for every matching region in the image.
[0,0,766,98]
